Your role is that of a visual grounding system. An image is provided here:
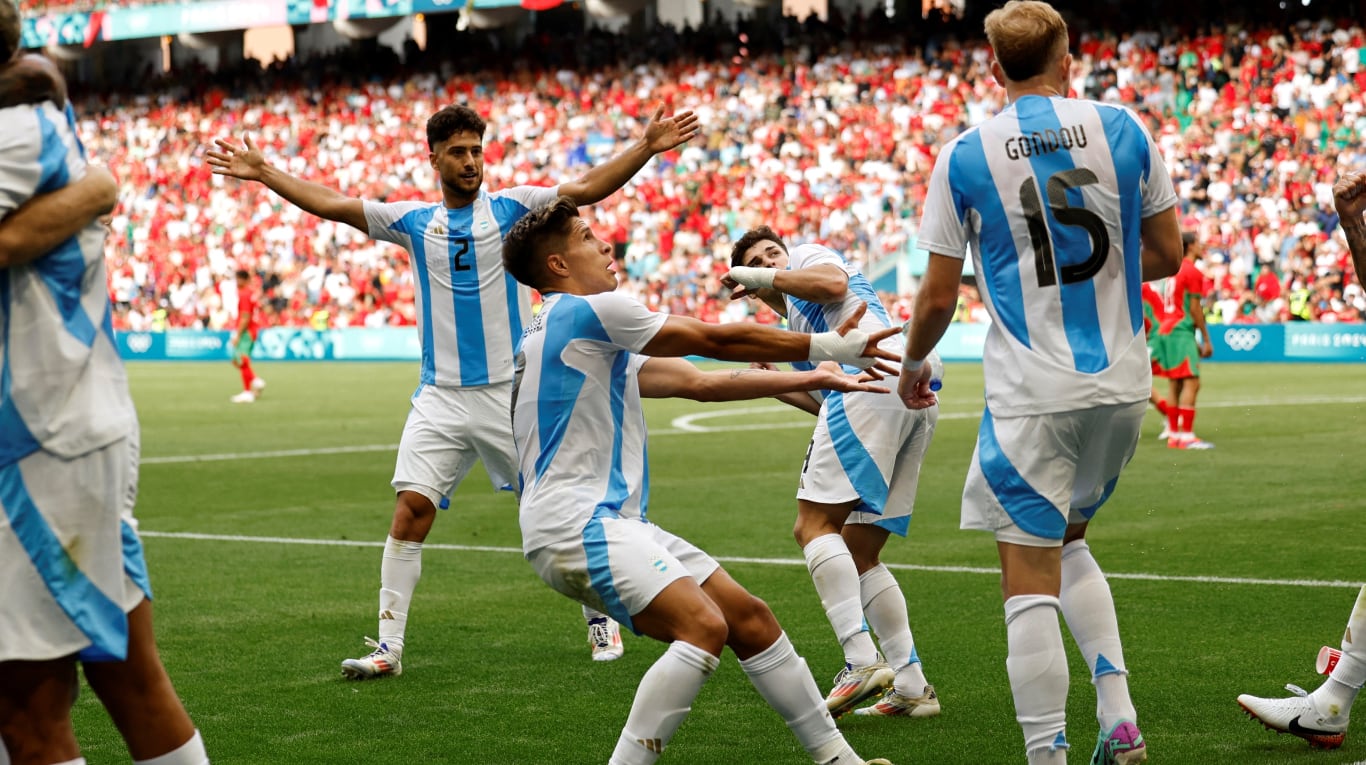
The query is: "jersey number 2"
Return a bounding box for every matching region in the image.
[1019,169,1109,288]
[452,238,472,272]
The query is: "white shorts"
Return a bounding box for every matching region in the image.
[797,390,938,537]
[0,431,150,663]
[391,382,519,506]
[526,515,721,634]
[961,401,1145,547]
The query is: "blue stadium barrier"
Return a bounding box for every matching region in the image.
[116,324,1366,363]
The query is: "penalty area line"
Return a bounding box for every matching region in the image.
[137,531,1364,590]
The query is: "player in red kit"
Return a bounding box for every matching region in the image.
[230,268,267,403]
[1140,282,1173,440]
[1152,234,1214,449]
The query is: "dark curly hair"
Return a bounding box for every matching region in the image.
[503,196,582,289]
[729,225,788,268]
[426,105,486,151]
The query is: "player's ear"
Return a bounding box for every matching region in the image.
[545,252,570,279]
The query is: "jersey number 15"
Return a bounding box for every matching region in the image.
[1020,168,1109,288]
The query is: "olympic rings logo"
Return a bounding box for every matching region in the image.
[1224,328,1262,352]
[126,333,153,353]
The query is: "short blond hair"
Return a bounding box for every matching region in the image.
[984,1,1069,83]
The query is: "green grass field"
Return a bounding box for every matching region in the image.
[67,361,1366,765]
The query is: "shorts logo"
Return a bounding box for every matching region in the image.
[650,557,668,573]
[1224,328,1262,352]
[126,333,153,353]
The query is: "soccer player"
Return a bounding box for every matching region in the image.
[502,196,901,765]
[228,268,266,403]
[0,33,210,765]
[725,226,942,720]
[1237,585,1364,749]
[1140,282,1173,440]
[207,103,699,678]
[1233,170,1366,749]
[897,2,1183,763]
[1153,232,1214,449]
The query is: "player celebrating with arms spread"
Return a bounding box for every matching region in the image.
[209,103,698,678]
[898,2,1183,763]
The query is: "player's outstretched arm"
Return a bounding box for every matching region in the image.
[641,303,900,369]
[0,165,116,269]
[207,135,368,233]
[1140,205,1183,281]
[637,357,887,402]
[724,263,848,303]
[1334,170,1366,277]
[557,105,700,206]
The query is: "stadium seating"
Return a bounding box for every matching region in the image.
[62,13,1362,330]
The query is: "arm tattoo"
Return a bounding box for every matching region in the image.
[728,368,767,379]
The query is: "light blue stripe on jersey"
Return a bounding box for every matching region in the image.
[1097,105,1148,337]
[846,274,893,327]
[976,408,1065,540]
[948,135,1031,348]
[0,462,129,661]
[602,350,632,512]
[1017,97,1107,373]
[390,207,438,384]
[0,275,41,466]
[35,109,70,194]
[63,102,86,160]
[36,238,97,347]
[503,271,523,354]
[824,392,888,515]
[533,296,610,481]
[445,206,489,386]
[583,511,633,632]
[489,196,536,353]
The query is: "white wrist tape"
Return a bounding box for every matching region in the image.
[726,266,777,290]
[808,329,875,368]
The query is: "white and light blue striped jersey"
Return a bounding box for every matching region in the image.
[917,95,1178,416]
[783,243,904,387]
[0,101,135,467]
[512,291,667,554]
[365,184,559,388]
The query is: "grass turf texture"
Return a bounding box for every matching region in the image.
[67,361,1365,764]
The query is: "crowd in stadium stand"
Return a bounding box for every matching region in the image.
[59,8,1366,331]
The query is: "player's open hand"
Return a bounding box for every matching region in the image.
[207,136,268,181]
[810,361,889,394]
[1334,170,1366,223]
[836,303,902,365]
[641,105,700,155]
[897,359,938,410]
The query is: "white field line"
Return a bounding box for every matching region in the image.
[141,393,1366,464]
[137,530,1364,590]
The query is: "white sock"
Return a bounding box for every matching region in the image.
[53,760,87,765]
[608,641,718,765]
[859,564,928,696]
[803,534,877,667]
[379,536,422,652]
[1314,585,1366,719]
[583,604,609,623]
[1005,594,1069,755]
[739,632,851,764]
[1059,540,1136,730]
[134,730,210,765]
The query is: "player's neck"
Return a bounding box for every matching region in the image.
[1005,78,1066,103]
[442,188,477,209]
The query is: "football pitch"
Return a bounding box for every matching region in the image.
[69,361,1365,765]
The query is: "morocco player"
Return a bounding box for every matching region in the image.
[1140,281,1172,439]
[230,268,266,403]
[1153,234,1213,448]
